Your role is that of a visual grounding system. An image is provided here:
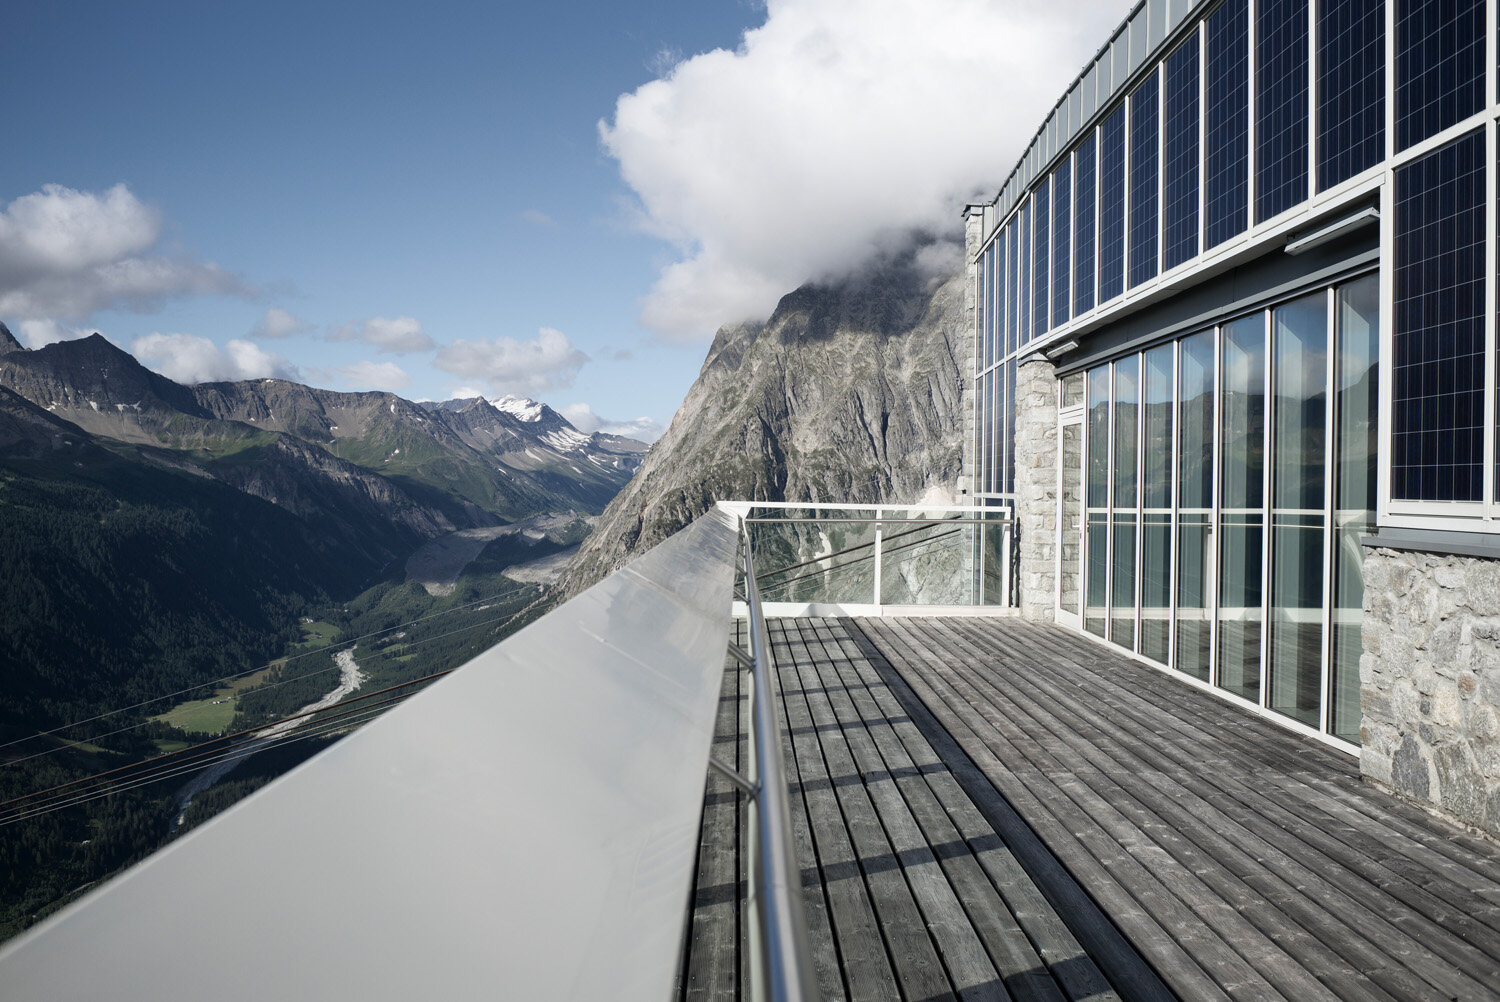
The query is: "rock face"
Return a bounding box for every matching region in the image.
[560,251,967,595]
[1360,547,1500,837]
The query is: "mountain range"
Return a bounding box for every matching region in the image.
[0,323,645,729]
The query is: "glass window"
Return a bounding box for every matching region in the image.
[1392,130,1485,501]
[1034,177,1052,340]
[1141,344,1174,664]
[1219,315,1265,703]
[1331,275,1378,743]
[1086,367,1111,638]
[1395,0,1484,153]
[1061,422,1083,618]
[1205,0,1249,248]
[1163,37,1201,271]
[1129,73,1160,288]
[1112,356,1140,651]
[1099,106,1128,302]
[980,370,992,492]
[1052,160,1072,328]
[1074,134,1097,316]
[1113,355,1140,510]
[1317,0,1385,191]
[1268,293,1327,728]
[1176,330,1214,681]
[1254,0,1309,223]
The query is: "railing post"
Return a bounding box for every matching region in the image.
[737,519,818,1002]
[872,509,883,610]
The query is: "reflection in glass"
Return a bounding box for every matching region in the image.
[1141,514,1171,663]
[1087,368,1110,509]
[1176,514,1212,680]
[1086,514,1108,637]
[1142,345,1174,510]
[1219,513,1263,700]
[1221,316,1265,510]
[1114,356,1139,509]
[1062,372,1085,409]
[1220,315,1264,701]
[1178,331,1215,509]
[1331,275,1378,742]
[1060,423,1083,618]
[1269,293,1327,727]
[1112,514,1137,649]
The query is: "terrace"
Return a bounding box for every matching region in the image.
[3,504,1498,1001]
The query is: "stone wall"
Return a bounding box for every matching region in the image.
[1361,546,1500,837]
[1013,357,1058,621]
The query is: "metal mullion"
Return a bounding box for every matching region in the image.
[1199,19,1208,261]
[1307,0,1317,202]
[1210,320,1223,688]
[1158,61,1166,277]
[1486,115,1497,516]
[1320,286,1337,736]
[1259,307,1273,711]
[1168,339,1182,674]
[1107,362,1116,637]
[1385,0,1395,163]
[1247,0,1258,233]
[1136,350,1146,651]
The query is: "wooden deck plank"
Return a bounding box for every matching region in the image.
[681,646,744,1002]
[818,621,1135,1002]
[868,617,1302,1002]
[857,617,1500,1002]
[988,621,1500,921]
[804,619,1105,1002]
[954,619,1500,992]
[770,620,901,1002]
[772,620,956,1002]
[918,621,1435,1002]
[792,620,1013,1002]
[852,618,1227,1002]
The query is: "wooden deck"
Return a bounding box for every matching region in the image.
[680,616,1500,1002]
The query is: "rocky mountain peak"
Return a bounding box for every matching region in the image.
[0,322,23,354]
[559,245,967,595]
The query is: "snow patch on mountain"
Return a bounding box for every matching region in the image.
[491,395,543,422]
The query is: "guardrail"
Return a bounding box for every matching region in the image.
[711,521,819,1002]
[722,502,1015,616]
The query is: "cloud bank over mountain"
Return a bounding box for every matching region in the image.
[601,0,1128,340]
[0,184,250,330]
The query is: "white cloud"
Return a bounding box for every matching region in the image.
[14,318,92,348]
[328,314,434,353]
[560,402,665,444]
[0,183,251,322]
[130,333,298,384]
[337,360,411,391]
[250,307,309,339]
[433,327,589,395]
[601,0,1129,339]
[520,209,557,227]
[448,385,484,400]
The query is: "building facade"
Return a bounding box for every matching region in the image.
[968,0,1500,836]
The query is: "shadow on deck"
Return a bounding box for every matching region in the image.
[679,617,1500,1002]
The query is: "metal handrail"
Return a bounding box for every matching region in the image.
[734,522,819,1002]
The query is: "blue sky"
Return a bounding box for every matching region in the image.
[0,0,1126,441]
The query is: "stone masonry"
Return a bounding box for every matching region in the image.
[1014,357,1058,622]
[1361,547,1500,837]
